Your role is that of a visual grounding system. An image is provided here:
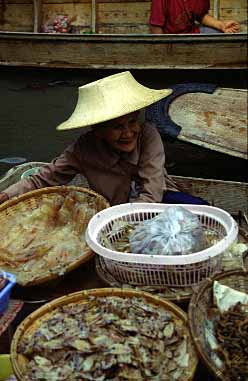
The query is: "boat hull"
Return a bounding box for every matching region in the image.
[0,32,247,70]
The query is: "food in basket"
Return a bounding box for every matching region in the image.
[105,206,214,255]
[205,281,248,381]
[0,191,101,285]
[17,295,192,380]
[213,280,248,313]
[213,302,248,381]
[129,206,206,255]
[87,203,238,287]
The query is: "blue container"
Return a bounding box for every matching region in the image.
[0,272,16,314]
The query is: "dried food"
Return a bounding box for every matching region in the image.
[0,191,99,285]
[18,296,191,380]
[213,281,248,313]
[103,215,220,256]
[213,302,248,381]
[129,206,206,255]
[204,282,248,381]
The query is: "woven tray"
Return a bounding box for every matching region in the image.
[0,186,109,286]
[188,270,248,381]
[11,288,198,381]
[95,256,194,303]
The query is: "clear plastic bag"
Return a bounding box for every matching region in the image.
[129,206,206,256]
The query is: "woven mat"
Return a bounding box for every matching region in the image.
[0,300,24,336]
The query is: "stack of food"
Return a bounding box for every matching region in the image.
[11,289,198,381]
[0,186,109,286]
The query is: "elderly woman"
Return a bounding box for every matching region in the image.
[150,0,241,34]
[0,72,207,206]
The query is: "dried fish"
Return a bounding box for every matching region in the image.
[18,296,191,381]
[213,302,248,381]
[0,191,100,285]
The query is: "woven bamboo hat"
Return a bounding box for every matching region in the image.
[57,71,172,130]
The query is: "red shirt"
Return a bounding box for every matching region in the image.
[149,0,210,34]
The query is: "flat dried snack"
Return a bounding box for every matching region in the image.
[12,290,198,381]
[0,187,108,285]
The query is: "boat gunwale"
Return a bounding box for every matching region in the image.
[0,31,247,43]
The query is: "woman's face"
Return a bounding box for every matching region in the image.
[95,111,141,153]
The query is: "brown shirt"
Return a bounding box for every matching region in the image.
[5,122,178,205]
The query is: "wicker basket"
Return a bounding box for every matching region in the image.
[86,203,238,287]
[188,269,248,381]
[11,287,198,381]
[95,222,248,302]
[0,186,109,286]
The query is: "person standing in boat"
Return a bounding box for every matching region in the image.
[149,0,241,34]
[0,72,207,206]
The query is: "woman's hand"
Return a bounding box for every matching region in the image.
[221,20,241,33]
[0,192,9,204]
[201,14,241,34]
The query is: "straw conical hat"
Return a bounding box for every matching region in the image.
[57,71,172,130]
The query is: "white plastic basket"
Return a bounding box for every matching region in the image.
[86,203,239,287]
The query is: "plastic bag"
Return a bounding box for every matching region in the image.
[129,206,206,256]
[42,15,72,34]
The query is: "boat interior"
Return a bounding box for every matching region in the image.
[0,0,247,34]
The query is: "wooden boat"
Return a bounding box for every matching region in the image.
[146,86,248,159]
[0,162,246,309]
[0,162,247,217]
[0,0,247,69]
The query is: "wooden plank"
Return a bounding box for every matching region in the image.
[0,4,33,32]
[169,88,247,159]
[98,3,150,23]
[0,0,246,5]
[0,33,246,69]
[33,0,42,32]
[213,0,219,19]
[91,0,96,32]
[217,0,247,8]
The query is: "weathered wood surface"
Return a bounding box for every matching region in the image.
[0,32,247,69]
[0,0,247,69]
[0,0,247,34]
[169,88,248,159]
[33,0,42,33]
